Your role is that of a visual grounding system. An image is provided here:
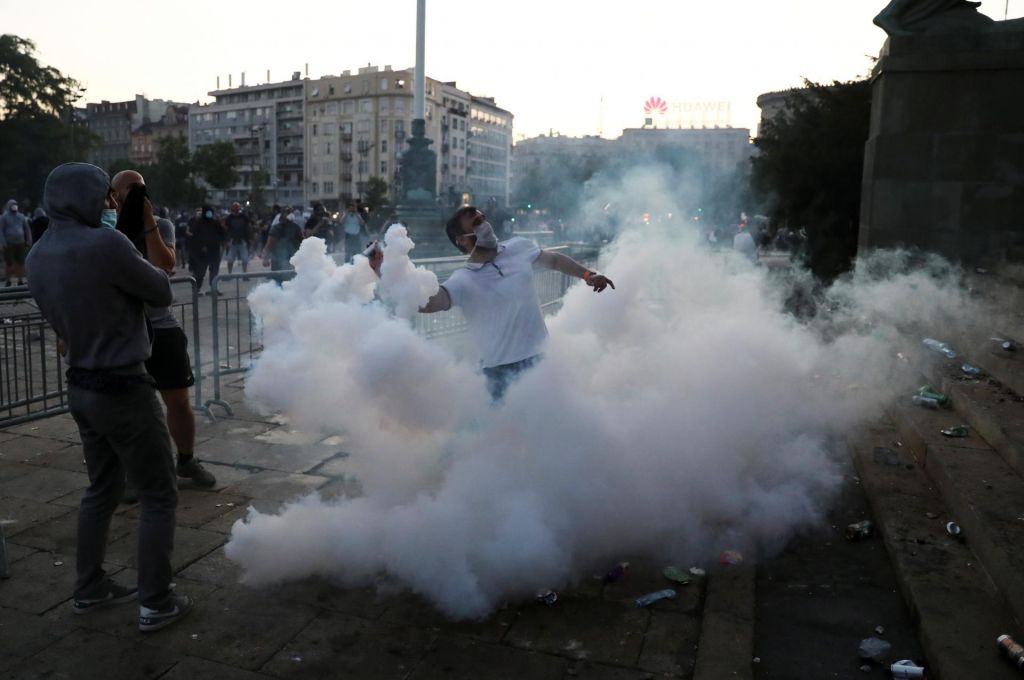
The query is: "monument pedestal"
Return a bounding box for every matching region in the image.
[858,31,1024,265]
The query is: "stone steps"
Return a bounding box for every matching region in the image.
[848,424,1021,680]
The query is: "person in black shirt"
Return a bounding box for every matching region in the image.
[187,205,226,293]
[223,202,252,274]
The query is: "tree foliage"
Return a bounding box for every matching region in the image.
[364,176,389,214]
[192,140,238,190]
[751,78,873,280]
[0,35,81,119]
[0,34,97,205]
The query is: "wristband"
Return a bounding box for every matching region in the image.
[582,270,594,282]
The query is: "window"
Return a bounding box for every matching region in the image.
[380,78,388,91]
[226,110,237,120]
[395,119,405,132]
[394,98,405,112]
[395,78,406,89]
[381,140,388,153]
[356,120,370,133]
[380,119,389,133]
[360,99,373,113]
[312,124,318,136]
[362,80,370,94]
[324,181,334,194]
[340,122,352,134]
[312,182,319,194]
[380,98,389,112]
[329,85,335,96]
[343,83,352,94]
[381,161,388,174]
[326,141,332,154]
[342,101,355,114]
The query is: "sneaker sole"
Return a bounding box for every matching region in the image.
[139,602,193,632]
[73,591,138,615]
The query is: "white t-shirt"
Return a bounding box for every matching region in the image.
[442,238,548,368]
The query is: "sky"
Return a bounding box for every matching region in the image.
[7,0,1023,140]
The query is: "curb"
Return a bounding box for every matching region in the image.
[693,564,754,680]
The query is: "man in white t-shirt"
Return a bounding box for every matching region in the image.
[733,225,758,264]
[419,206,615,401]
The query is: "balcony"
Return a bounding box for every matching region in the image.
[341,172,353,182]
[341,133,353,142]
[340,152,353,162]
[441,144,449,155]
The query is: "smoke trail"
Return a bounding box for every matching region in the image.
[227,172,965,619]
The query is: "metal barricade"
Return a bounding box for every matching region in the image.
[0,276,208,428]
[205,270,295,416]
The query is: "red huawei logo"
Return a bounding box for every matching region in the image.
[644,97,668,115]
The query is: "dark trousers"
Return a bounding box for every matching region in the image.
[190,246,221,290]
[482,355,541,403]
[345,233,362,262]
[68,383,178,608]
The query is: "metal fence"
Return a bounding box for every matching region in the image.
[1,245,601,427]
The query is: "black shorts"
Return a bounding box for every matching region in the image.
[145,326,195,390]
[3,243,27,266]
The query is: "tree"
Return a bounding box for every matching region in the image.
[0,35,81,119]
[192,141,238,190]
[0,35,96,205]
[364,176,389,214]
[751,78,873,281]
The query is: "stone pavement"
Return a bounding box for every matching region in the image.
[0,378,707,680]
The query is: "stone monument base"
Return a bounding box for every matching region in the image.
[858,31,1024,266]
[396,201,450,258]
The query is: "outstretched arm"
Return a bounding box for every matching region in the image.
[536,249,615,292]
[419,286,452,314]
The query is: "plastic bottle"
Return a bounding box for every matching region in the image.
[913,395,942,410]
[634,589,676,608]
[922,338,957,359]
[996,634,1024,670]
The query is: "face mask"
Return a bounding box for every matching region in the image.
[10,205,18,213]
[473,220,498,249]
[205,211,213,219]
[99,209,118,229]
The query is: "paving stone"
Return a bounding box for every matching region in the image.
[0,496,74,537]
[105,525,224,574]
[9,627,180,679]
[0,435,77,463]
[0,605,76,668]
[14,508,134,554]
[199,501,285,535]
[0,466,89,502]
[5,417,82,443]
[408,636,568,680]
[195,462,256,491]
[0,461,37,484]
[306,452,354,478]
[3,541,37,565]
[20,444,86,473]
[380,592,515,643]
[178,545,242,587]
[161,656,272,680]
[637,611,700,676]
[197,438,337,475]
[315,475,363,500]
[261,610,436,679]
[0,551,84,614]
[148,585,318,671]
[566,661,660,679]
[0,430,21,444]
[196,418,279,441]
[221,470,329,502]
[504,596,648,666]
[122,488,247,529]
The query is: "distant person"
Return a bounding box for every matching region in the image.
[187,205,226,293]
[341,203,367,261]
[112,169,217,497]
[305,204,335,251]
[416,206,615,401]
[30,207,50,243]
[223,202,252,274]
[262,205,304,275]
[174,210,190,268]
[733,224,758,264]
[1,199,32,287]
[26,162,193,631]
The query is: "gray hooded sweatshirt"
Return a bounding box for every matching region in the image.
[0,199,31,246]
[26,163,172,372]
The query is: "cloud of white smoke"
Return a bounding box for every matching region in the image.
[227,167,966,619]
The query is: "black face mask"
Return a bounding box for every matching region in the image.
[116,184,149,258]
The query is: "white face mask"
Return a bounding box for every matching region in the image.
[473,220,498,249]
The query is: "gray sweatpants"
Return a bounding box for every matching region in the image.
[68,382,178,608]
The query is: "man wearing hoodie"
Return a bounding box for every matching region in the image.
[1,199,32,287]
[26,163,194,632]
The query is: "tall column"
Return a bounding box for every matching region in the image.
[414,0,426,121]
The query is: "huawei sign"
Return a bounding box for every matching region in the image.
[644,97,668,115]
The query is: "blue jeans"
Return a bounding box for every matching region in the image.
[482,355,541,403]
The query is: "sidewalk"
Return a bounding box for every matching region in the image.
[0,379,704,680]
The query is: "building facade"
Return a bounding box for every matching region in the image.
[467,96,513,210]
[84,95,183,171]
[304,65,511,211]
[188,76,306,206]
[130,104,189,165]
